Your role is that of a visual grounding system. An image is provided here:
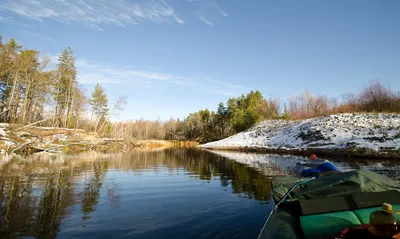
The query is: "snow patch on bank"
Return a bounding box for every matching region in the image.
[0,123,9,137]
[200,113,400,152]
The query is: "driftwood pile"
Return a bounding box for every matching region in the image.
[0,124,125,156]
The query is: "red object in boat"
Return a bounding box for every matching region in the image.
[333,224,399,239]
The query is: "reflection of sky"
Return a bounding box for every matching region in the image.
[206,150,306,176]
[331,161,400,180]
[57,167,268,239]
[209,150,400,180]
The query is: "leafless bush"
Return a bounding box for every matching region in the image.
[342,81,400,113]
[286,81,400,120]
[287,90,330,119]
[110,119,188,140]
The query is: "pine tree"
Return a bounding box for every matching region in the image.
[216,102,229,137]
[54,47,77,127]
[89,83,108,131]
[2,38,22,122]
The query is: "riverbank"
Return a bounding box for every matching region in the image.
[199,113,400,159]
[0,123,198,155]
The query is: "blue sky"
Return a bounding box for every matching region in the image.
[1,0,399,120]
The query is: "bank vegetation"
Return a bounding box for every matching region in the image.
[1,36,399,152]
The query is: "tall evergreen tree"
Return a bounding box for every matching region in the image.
[227,91,266,132]
[216,102,230,138]
[54,47,77,127]
[2,38,22,122]
[89,83,108,131]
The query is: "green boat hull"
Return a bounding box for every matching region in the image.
[258,170,400,239]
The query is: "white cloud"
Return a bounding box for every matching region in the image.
[74,59,190,85]
[207,89,239,96]
[214,4,228,17]
[0,15,11,21]
[48,56,246,96]
[175,16,185,24]
[0,0,184,29]
[78,72,122,85]
[196,13,213,27]
[0,0,232,29]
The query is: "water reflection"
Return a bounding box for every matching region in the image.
[205,150,304,176]
[0,162,77,238]
[331,159,400,180]
[2,149,397,238]
[0,149,273,238]
[209,150,400,180]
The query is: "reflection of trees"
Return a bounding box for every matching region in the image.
[0,165,76,238]
[0,149,272,237]
[0,155,110,238]
[107,149,273,201]
[34,170,75,238]
[0,164,36,238]
[81,162,108,221]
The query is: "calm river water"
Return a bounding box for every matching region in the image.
[0,148,399,238]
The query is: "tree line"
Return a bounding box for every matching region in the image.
[1,36,399,143]
[0,37,124,133]
[109,90,271,142]
[109,81,400,143]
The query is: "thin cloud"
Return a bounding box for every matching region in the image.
[0,0,184,29]
[214,4,228,17]
[48,56,245,96]
[174,16,185,24]
[205,79,248,96]
[74,59,189,85]
[207,89,239,96]
[196,13,214,26]
[20,29,55,43]
[78,73,122,85]
[0,16,11,21]
[0,0,234,29]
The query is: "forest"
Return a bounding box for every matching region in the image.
[0,37,125,133]
[111,82,400,143]
[1,36,399,143]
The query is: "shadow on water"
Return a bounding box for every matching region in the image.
[0,149,274,239]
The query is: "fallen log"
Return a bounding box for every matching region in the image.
[11,141,44,155]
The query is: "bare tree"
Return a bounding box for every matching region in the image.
[97,95,127,134]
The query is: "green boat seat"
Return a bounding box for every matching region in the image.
[299,190,400,216]
[300,211,361,239]
[299,191,400,238]
[353,204,400,224]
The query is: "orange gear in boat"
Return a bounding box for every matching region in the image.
[309,154,318,160]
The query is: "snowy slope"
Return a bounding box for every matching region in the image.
[200,113,400,154]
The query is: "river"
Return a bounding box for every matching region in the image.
[0,148,399,238]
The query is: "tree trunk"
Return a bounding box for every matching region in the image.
[65,76,73,128]
[21,80,32,124]
[7,69,19,122]
[11,84,22,123]
[0,78,10,114]
[54,74,61,127]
